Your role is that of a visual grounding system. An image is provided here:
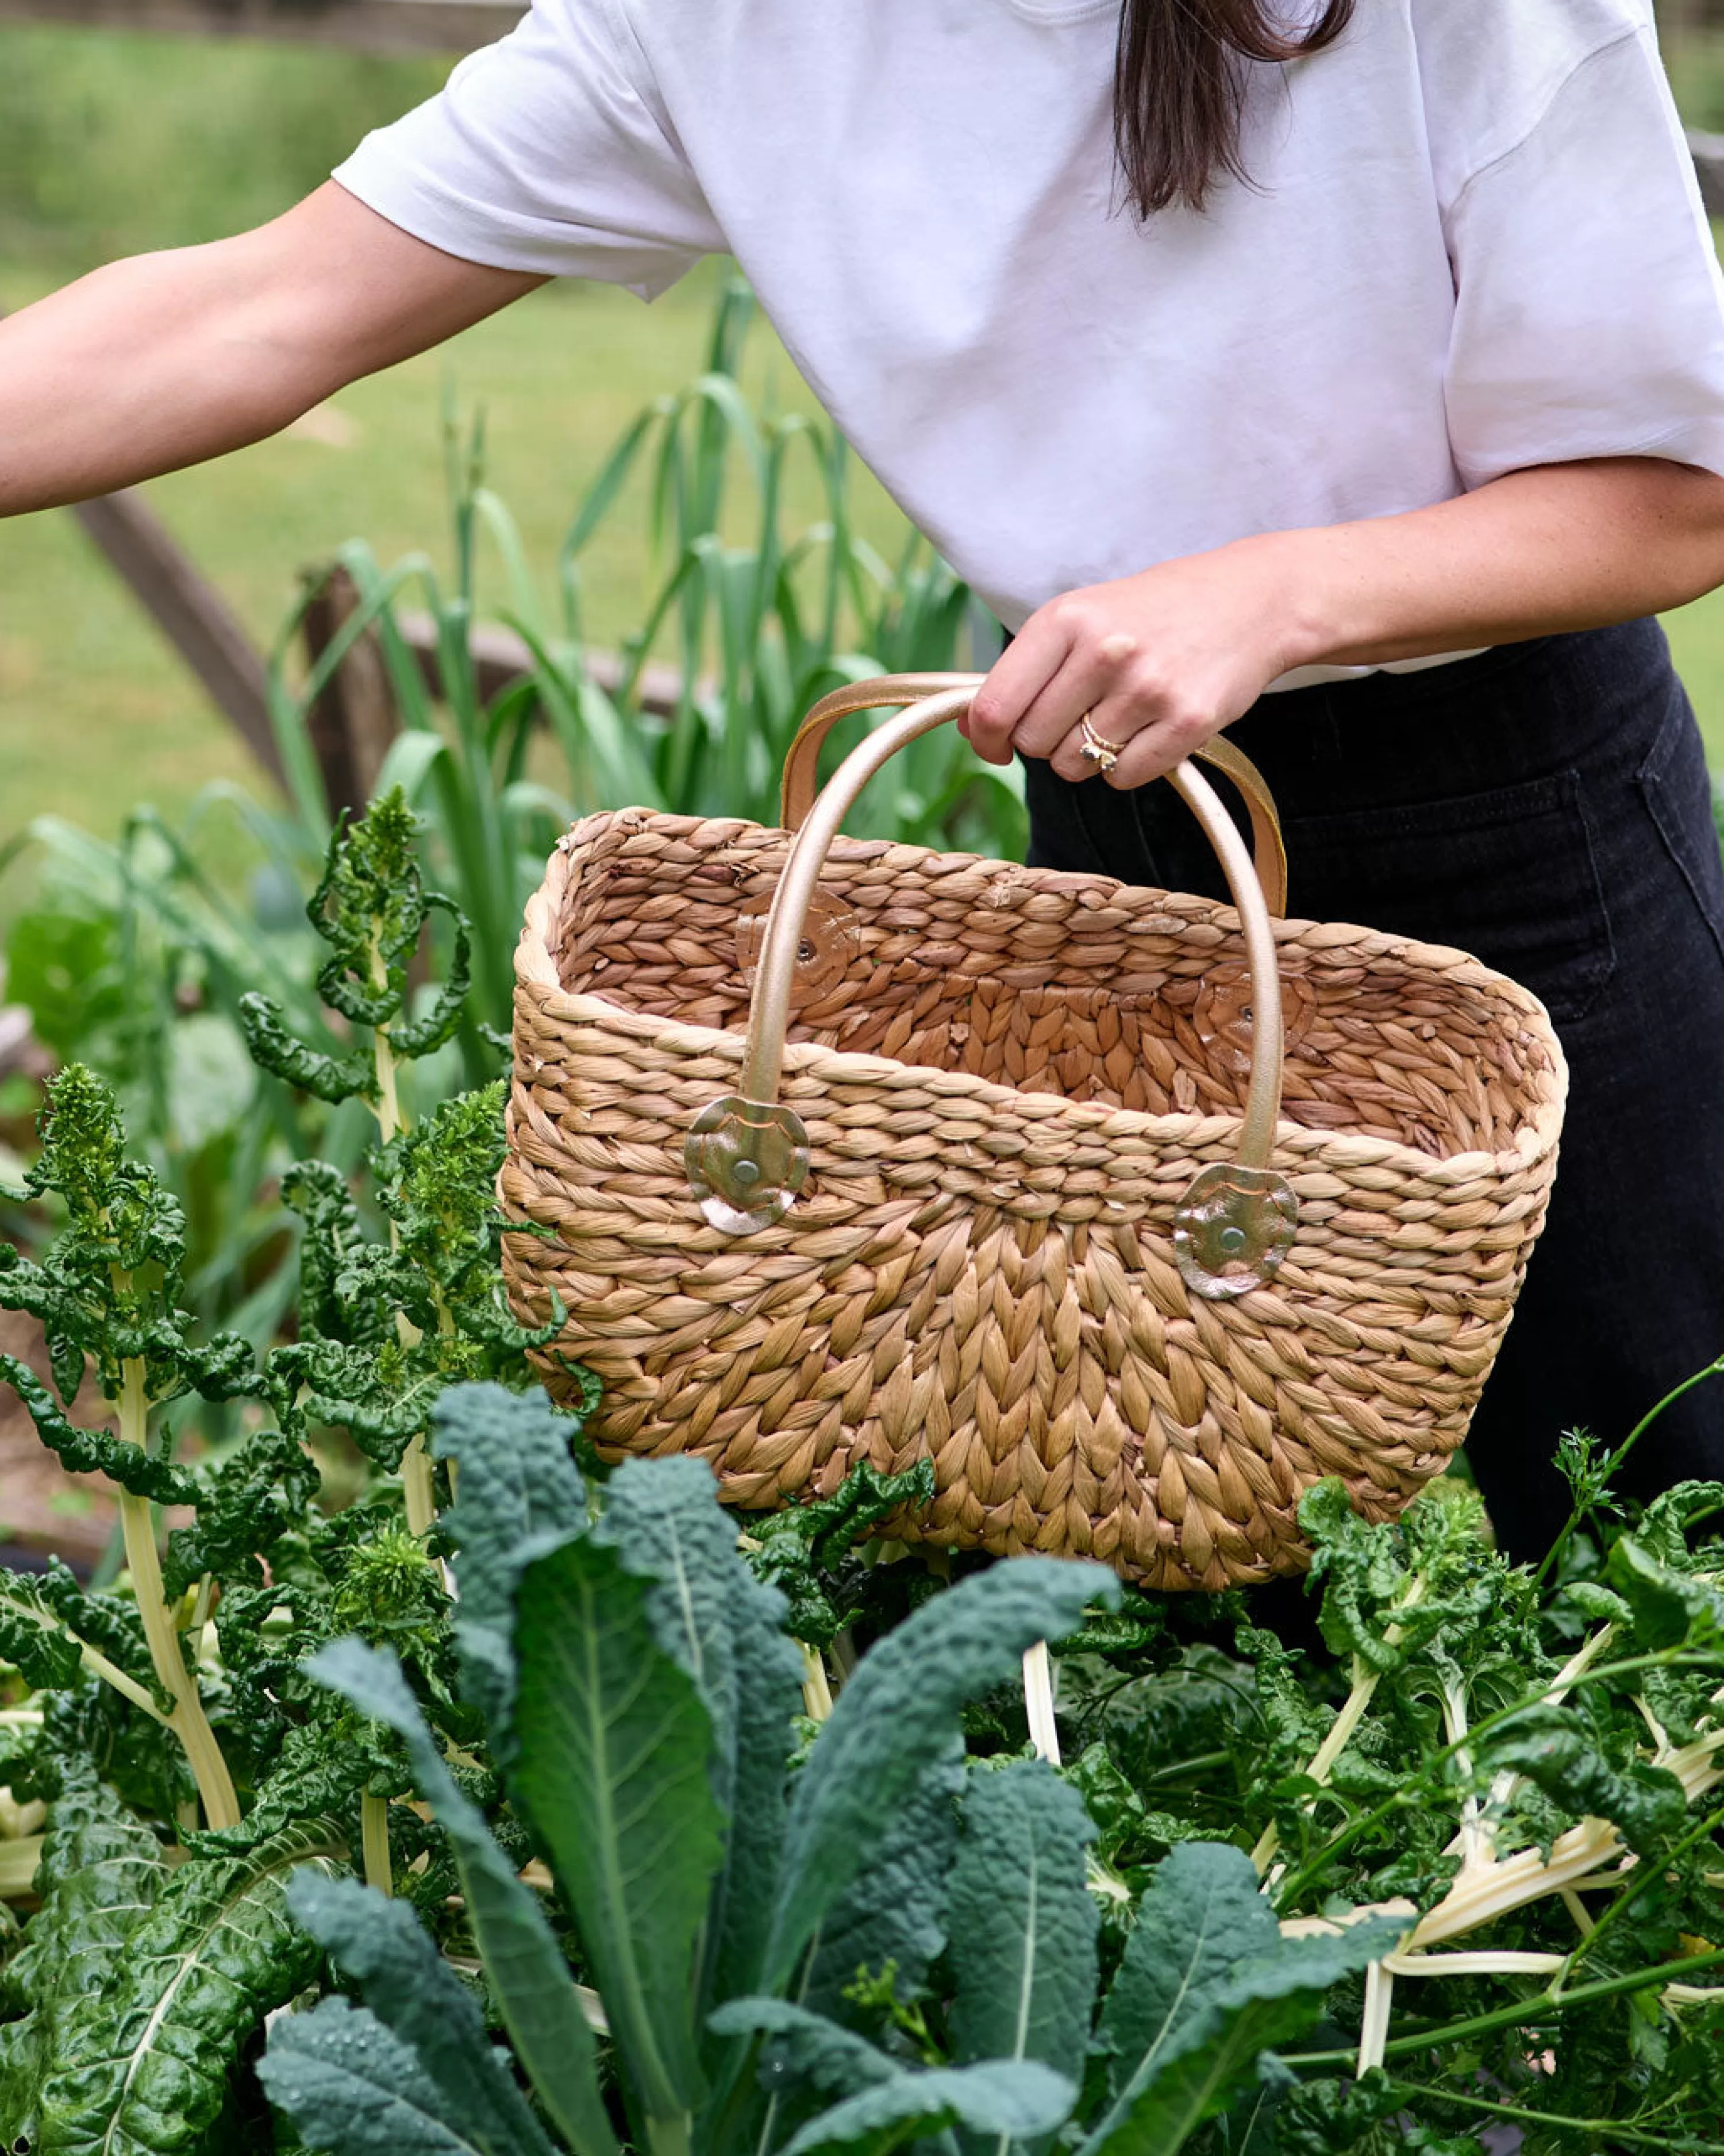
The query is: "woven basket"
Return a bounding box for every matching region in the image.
[502,676,1568,1590]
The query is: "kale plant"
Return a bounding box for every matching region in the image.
[260,1385,1399,2156]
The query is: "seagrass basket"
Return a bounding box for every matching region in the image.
[501,676,1568,1590]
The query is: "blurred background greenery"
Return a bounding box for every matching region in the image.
[5,7,1724,878]
[0,20,922,879]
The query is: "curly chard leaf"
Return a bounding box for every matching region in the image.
[2,1785,340,2155]
[238,990,376,1105]
[747,1460,937,1650]
[1608,1532,1724,1651]
[307,791,434,1029]
[163,1422,322,1598]
[0,1560,163,1709]
[1479,1712,1690,1856]
[0,1356,197,1506]
[0,1782,166,2142]
[283,1160,393,1351]
[383,892,472,1061]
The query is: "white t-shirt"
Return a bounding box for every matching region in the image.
[335,0,1724,686]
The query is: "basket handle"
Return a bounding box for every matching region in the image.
[777,672,1290,917]
[687,679,1299,1298]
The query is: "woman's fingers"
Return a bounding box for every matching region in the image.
[971,559,1288,779]
[1043,688,1217,786]
[964,610,1075,763]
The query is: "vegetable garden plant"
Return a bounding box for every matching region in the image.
[3,299,1724,2154]
[0,804,1721,2153]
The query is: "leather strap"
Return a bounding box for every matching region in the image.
[778,672,1290,917]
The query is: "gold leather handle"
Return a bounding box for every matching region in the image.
[688,679,1300,1297]
[778,672,1290,918]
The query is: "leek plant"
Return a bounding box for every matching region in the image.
[265,275,1019,1040]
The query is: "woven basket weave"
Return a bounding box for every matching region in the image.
[502,676,1568,1590]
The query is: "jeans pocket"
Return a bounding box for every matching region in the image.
[1281,768,1617,1029]
[1637,692,1724,974]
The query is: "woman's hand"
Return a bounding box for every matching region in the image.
[964,536,1311,787]
[965,459,1724,788]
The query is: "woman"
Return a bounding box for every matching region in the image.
[5,0,1724,1557]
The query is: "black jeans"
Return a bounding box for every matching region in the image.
[1023,619,1724,1564]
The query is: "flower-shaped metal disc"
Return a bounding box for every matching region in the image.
[686,1095,811,1234]
[1193,962,1315,1074]
[1173,1162,1299,1300]
[736,888,861,1007]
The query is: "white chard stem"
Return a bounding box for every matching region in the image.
[372,995,437,1540]
[1023,1641,1061,1765]
[798,1642,834,1723]
[1253,1576,1428,1877]
[114,1358,240,1831]
[360,1792,394,1897]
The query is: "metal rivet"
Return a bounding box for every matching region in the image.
[1219,1225,1248,1256]
[731,1158,760,1185]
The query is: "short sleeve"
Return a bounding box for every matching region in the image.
[332,0,724,297]
[1443,24,1724,488]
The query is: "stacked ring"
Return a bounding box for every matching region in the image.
[1079,714,1125,774]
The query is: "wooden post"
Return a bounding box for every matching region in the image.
[301,564,400,817]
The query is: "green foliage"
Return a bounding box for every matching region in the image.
[273,1389,1542,2156]
[946,1758,1098,2135]
[512,1533,725,2128]
[240,789,480,1107]
[1,1778,343,2155]
[746,1461,938,1650]
[0,26,442,271]
[0,820,604,2149]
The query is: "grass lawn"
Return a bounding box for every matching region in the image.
[5,22,1724,905]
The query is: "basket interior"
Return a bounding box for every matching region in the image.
[551,821,1559,1162]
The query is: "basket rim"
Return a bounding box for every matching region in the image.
[518,814,1571,1185]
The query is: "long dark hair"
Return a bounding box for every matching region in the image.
[1114,0,1356,217]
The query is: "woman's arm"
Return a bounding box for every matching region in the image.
[967,457,1724,786]
[0,183,544,517]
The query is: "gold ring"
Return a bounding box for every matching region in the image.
[1079,715,1124,774]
